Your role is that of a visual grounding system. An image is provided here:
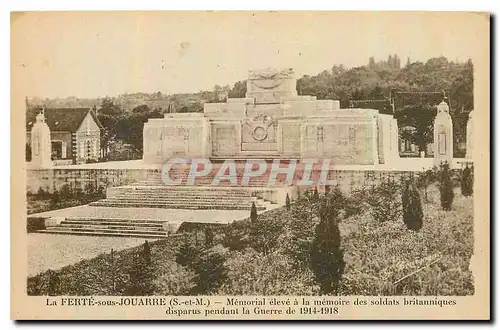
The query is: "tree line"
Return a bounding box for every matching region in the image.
[34,55,471,159]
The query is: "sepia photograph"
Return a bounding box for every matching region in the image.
[11,11,490,320]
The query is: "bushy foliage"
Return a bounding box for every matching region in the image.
[204,227,215,248]
[250,214,285,256]
[47,270,61,296]
[461,165,473,196]
[340,185,473,296]
[402,181,424,231]
[123,241,155,295]
[27,238,186,296]
[218,248,320,295]
[366,179,402,222]
[154,260,195,295]
[191,245,228,294]
[175,238,203,267]
[416,169,436,202]
[284,196,320,269]
[439,162,455,211]
[28,183,107,215]
[222,219,252,251]
[27,181,474,297]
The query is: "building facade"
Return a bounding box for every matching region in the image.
[26,108,103,165]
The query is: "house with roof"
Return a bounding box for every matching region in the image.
[26,108,104,165]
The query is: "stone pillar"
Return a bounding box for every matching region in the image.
[62,142,67,159]
[433,101,453,166]
[466,110,474,160]
[389,117,400,161]
[30,112,52,169]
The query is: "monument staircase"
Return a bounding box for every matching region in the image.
[34,163,291,238]
[89,163,290,211]
[36,217,178,239]
[89,185,271,211]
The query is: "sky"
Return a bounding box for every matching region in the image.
[12,11,487,99]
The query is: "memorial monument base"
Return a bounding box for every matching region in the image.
[143,68,400,166]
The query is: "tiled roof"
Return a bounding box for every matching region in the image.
[26,108,103,132]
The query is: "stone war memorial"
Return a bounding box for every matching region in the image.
[25,66,471,239]
[15,12,486,318]
[143,68,400,165]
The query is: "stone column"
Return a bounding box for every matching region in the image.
[390,118,400,160]
[61,141,67,159]
[433,101,453,166]
[30,112,52,169]
[466,110,474,160]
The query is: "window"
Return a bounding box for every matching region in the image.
[317,126,324,142]
[86,140,92,159]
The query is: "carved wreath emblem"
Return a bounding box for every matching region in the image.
[245,114,274,141]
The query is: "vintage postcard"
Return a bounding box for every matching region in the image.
[11,11,490,320]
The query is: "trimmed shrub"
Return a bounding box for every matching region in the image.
[250,202,258,222]
[27,217,46,233]
[313,187,320,200]
[402,181,424,231]
[439,162,454,211]
[310,193,345,294]
[461,165,473,196]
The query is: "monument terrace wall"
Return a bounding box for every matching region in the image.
[26,168,162,194]
[142,68,400,165]
[26,167,416,196]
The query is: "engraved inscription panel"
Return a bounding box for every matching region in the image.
[281,123,301,155]
[212,125,239,156]
[162,127,188,156]
[302,123,374,165]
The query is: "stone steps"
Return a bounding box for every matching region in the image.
[132,180,278,187]
[106,195,258,203]
[58,222,165,230]
[37,229,171,239]
[67,217,168,224]
[35,217,178,239]
[89,200,266,210]
[95,184,273,211]
[114,189,254,197]
[132,170,286,187]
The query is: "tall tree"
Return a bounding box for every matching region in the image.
[395,104,437,153]
[402,181,424,231]
[310,194,345,294]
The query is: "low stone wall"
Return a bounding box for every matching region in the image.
[27,167,417,196]
[26,168,163,194]
[295,169,416,196]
